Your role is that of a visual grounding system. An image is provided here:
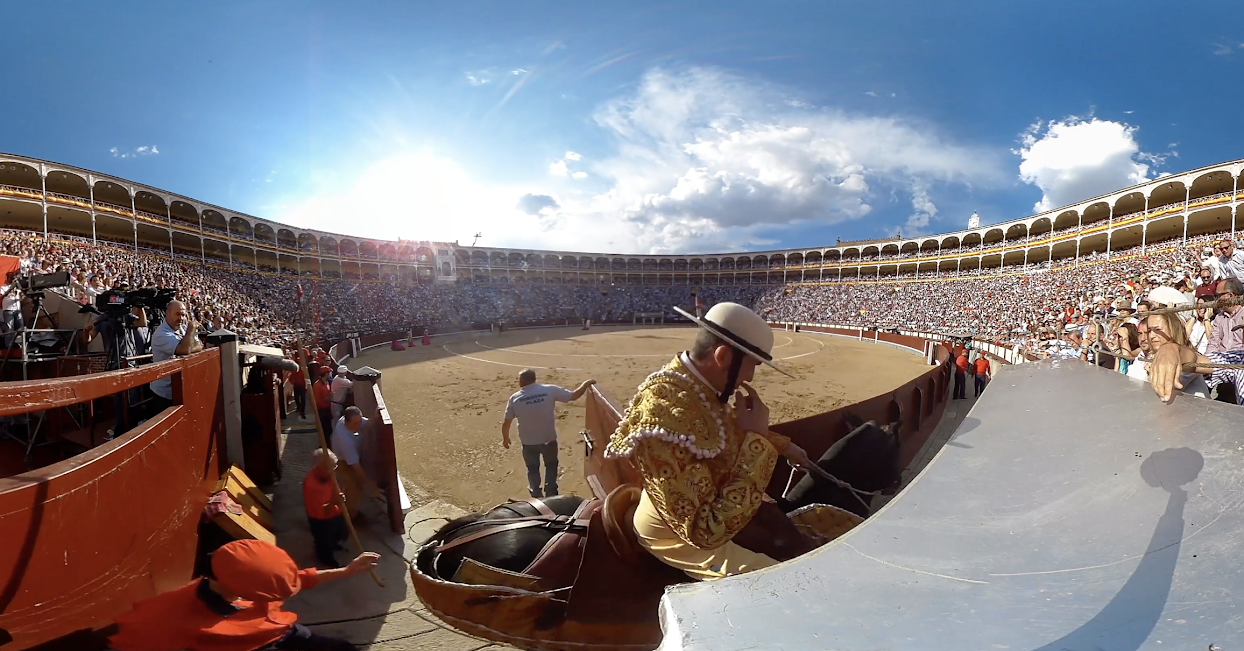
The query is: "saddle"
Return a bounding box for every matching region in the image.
[414,488,862,650]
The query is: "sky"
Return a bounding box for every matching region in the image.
[2,1,1243,255]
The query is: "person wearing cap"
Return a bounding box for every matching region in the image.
[305,448,348,568]
[330,365,353,421]
[605,302,813,581]
[108,539,379,651]
[953,348,969,400]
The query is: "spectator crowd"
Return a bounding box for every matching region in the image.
[2,226,1243,407]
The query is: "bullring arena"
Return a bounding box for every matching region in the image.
[3,151,1244,650]
[355,325,930,511]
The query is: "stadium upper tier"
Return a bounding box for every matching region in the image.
[2,152,1242,284]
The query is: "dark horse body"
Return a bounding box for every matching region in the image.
[433,494,585,580]
[430,417,903,582]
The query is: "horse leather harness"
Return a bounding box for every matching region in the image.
[434,497,596,556]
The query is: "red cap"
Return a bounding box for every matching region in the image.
[211,540,303,602]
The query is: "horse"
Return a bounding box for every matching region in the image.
[428,416,903,583]
[776,415,904,519]
[431,494,587,582]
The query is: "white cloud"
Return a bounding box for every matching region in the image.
[110,145,160,159]
[272,67,1001,254]
[549,151,587,178]
[864,91,878,97]
[585,67,1000,251]
[1015,117,1155,212]
[465,69,494,86]
[511,68,528,75]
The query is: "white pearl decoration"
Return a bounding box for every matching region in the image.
[605,366,728,460]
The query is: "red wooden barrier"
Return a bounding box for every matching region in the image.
[0,349,225,650]
[765,325,952,496]
[369,384,404,534]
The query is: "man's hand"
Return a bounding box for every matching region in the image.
[735,383,770,434]
[345,552,380,577]
[784,443,814,473]
[502,435,511,449]
[1149,343,1191,403]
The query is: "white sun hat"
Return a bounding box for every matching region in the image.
[673,302,792,376]
[1147,286,1193,308]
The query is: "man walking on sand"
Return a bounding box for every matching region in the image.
[502,369,595,498]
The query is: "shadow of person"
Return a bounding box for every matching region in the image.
[1030,447,1203,651]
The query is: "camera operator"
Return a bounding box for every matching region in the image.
[148,300,203,412]
[1,271,22,348]
[85,304,150,439]
[84,305,150,370]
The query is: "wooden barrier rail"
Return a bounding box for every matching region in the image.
[767,325,953,492]
[0,349,225,650]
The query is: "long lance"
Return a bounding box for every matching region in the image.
[296,284,384,587]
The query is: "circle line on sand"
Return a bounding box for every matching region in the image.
[442,344,582,370]
[472,340,671,358]
[778,337,825,361]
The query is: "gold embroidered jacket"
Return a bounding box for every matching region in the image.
[605,355,786,549]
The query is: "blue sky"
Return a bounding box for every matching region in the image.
[2,1,1243,254]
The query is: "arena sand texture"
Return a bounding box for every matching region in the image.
[355,326,930,512]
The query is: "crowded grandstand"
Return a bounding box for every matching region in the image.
[2,153,1243,396]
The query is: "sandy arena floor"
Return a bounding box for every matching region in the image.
[354,325,930,511]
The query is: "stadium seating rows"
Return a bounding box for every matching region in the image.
[0,228,1233,360]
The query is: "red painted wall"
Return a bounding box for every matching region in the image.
[0,350,225,650]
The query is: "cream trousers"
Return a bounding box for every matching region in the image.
[632,489,777,581]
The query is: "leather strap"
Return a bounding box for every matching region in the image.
[526,497,558,518]
[521,499,599,574]
[435,513,592,554]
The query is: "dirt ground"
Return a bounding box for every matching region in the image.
[353,325,930,512]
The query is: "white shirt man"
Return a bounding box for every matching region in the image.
[330,405,380,510]
[330,366,353,421]
[0,274,21,348]
[148,300,202,406]
[501,369,595,498]
[1217,239,1244,280]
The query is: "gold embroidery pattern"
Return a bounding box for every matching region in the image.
[608,355,778,549]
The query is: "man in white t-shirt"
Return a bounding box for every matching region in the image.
[331,406,381,514]
[1217,238,1244,280]
[330,365,353,421]
[501,369,595,498]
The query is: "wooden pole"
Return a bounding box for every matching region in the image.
[295,303,384,586]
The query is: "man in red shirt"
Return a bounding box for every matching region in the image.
[108,539,378,651]
[973,356,991,397]
[289,361,308,420]
[953,351,969,400]
[313,374,333,435]
[305,448,348,568]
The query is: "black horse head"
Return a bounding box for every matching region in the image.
[778,415,903,519]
